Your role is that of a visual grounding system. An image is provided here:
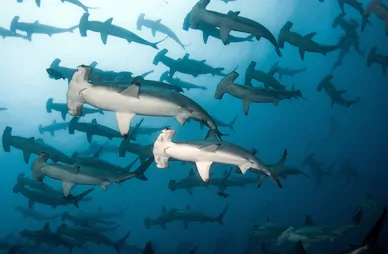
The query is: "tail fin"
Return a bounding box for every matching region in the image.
[332,13,346,28]
[67,25,79,33]
[68,117,79,134]
[362,206,386,247]
[143,241,155,254]
[293,240,307,254]
[46,98,53,113]
[114,230,131,253]
[132,157,154,181]
[215,204,229,225]
[38,124,44,134]
[364,0,380,16]
[2,126,12,152]
[215,72,238,99]
[168,180,176,191]
[352,207,363,225]
[137,13,145,30]
[125,156,140,171]
[228,114,238,131]
[118,139,128,157]
[153,49,168,65]
[73,188,95,208]
[151,36,169,50]
[346,97,361,108]
[367,46,377,67]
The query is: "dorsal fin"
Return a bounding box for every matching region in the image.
[205,130,219,142]
[304,215,314,226]
[120,83,140,98]
[42,222,50,232]
[304,32,316,39]
[188,168,196,178]
[227,11,240,18]
[155,19,162,23]
[105,18,113,25]
[183,53,190,60]
[34,20,39,24]
[91,119,97,125]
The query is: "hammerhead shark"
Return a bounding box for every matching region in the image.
[188,0,282,56]
[278,21,338,60]
[269,62,307,80]
[153,128,283,187]
[183,11,254,45]
[10,16,78,40]
[0,27,30,40]
[67,65,225,139]
[215,72,303,115]
[144,204,229,229]
[364,0,388,35]
[137,13,186,49]
[317,75,360,108]
[39,120,68,136]
[46,97,104,121]
[160,71,207,91]
[16,0,97,13]
[79,13,165,48]
[154,49,227,77]
[367,46,388,74]
[245,61,287,90]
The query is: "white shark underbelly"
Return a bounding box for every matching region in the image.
[164,144,250,167]
[81,88,184,117]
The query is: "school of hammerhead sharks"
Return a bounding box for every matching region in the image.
[0,0,387,253]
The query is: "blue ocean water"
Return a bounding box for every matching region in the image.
[0,0,387,253]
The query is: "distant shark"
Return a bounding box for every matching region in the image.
[0,27,30,40]
[46,97,104,121]
[137,13,186,49]
[183,12,254,45]
[153,49,227,77]
[68,117,122,143]
[278,21,338,60]
[188,0,282,56]
[79,13,165,48]
[10,16,78,40]
[160,71,207,91]
[364,0,388,35]
[16,0,97,13]
[2,126,77,164]
[245,61,287,90]
[215,72,303,115]
[317,75,360,108]
[144,204,229,229]
[269,62,307,80]
[39,120,68,136]
[367,46,388,74]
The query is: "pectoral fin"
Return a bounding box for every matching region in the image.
[299,48,306,60]
[100,32,108,44]
[115,112,135,137]
[86,132,93,143]
[202,32,210,44]
[62,182,75,197]
[195,161,213,182]
[220,26,231,44]
[151,29,156,37]
[243,100,251,115]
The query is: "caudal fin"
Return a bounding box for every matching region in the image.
[114,230,131,253]
[73,188,95,208]
[67,25,79,33]
[68,117,79,134]
[367,46,377,67]
[132,157,154,181]
[362,207,386,247]
[215,204,229,225]
[151,36,169,50]
[228,114,238,131]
